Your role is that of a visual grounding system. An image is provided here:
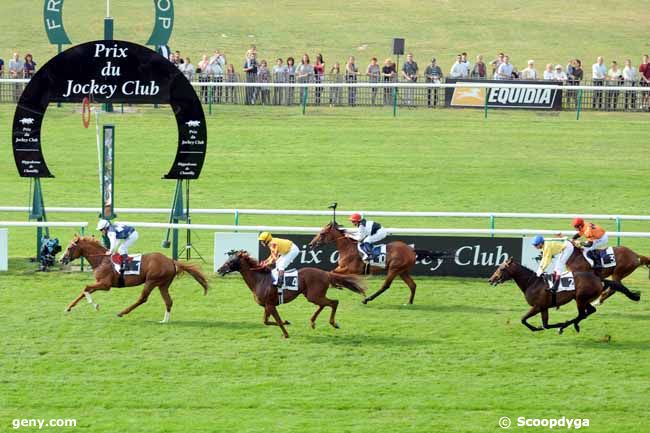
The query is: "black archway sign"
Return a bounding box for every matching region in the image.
[12,40,206,179]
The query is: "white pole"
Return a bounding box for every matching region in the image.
[106,0,110,18]
[94,108,102,198]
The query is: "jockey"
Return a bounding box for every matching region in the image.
[96,219,139,278]
[571,218,608,267]
[348,212,388,262]
[532,235,574,292]
[258,232,300,287]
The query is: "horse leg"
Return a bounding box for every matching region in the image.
[263,309,291,326]
[363,270,398,304]
[521,305,543,331]
[65,280,111,313]
[327,298,340,329]
[309,305,326,329]
[400,272,417,304]
[540,308,564,330]
[158,281,173,324]
[117,282,155,317]
[266,304,290,338]
[559,300,593,334]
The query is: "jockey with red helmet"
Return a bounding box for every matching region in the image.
[571,217,608,267]
[348,212,388,262]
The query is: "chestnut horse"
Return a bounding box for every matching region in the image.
[217,250,366,338]
[61,235,209,323]
[309,222,445,305]
[488,258,640,334]
[564,244,650,305]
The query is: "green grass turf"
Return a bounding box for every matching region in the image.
[1,103,650,432]
[1,1,648,78]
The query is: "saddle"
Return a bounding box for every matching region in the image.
[110,254,142,275]
[586,247,616,268]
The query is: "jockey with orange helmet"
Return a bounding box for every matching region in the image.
[570,217,608,267]
[258,232,300,287]
[348,212,388,262]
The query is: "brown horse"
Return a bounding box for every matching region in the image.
[60,235,209,323]
[488,257,640,334]
[216,250,366,338]
[563,244,650,305]
[309,222,444,305]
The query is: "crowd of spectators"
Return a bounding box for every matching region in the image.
[3,47,650,110]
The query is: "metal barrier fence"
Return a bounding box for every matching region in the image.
[2,76,649,112]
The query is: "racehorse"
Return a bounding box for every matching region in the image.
[309,222,445,305]
[60,235,209,323]
[488,257,640,334]
[216,250,366,338]
[564,244,650,305]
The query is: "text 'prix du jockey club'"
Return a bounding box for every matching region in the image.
[62,44,159,99]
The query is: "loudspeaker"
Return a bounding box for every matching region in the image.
[393,38,405,55]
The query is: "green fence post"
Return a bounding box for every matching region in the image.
[616,217,621,246]
[301,87,308,115]
[80,225,85,272]
[208,85,213,115]
[484,87,489,119]
[576,89,583,120]
[234,210,239,227]
[392,86,398,117]
[489,215,495,238]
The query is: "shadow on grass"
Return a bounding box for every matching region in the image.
[169,320,262,330]
[554,336,650,351]
[369,303,501,314]
[304,333,437,347]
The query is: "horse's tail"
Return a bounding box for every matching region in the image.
[639,255,650,268]
[415,249,451,261]
[328,272,367,295]
[603,279,641,302]
[174,261,209,295]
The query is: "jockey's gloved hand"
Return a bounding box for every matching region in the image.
[535,268,543,277]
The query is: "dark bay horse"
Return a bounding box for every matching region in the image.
[309,222,444,305]
[61,235,209,323]
[488,258,640,334]
[217,250,366,338]
[564,244,650,305]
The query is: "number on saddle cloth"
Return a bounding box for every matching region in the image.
[543,272,575,292]
[592,247,616,268]
[111,254,142,275]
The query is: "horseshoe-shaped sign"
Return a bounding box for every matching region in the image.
[12,40,206,179]
[44,0,174,46]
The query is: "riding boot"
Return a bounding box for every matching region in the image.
[551,275,560,308]
[118,254,128,287]
[362,243,373,262]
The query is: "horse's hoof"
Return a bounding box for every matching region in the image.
[362,298,370,304]
[94,304,100,311]
[64,308,71,314]
[331,322,340,329]
[574,324,581,333]
[284,320,291,326]
[310,322,316,329]
[116,313,123,318]
[558,328,564,335]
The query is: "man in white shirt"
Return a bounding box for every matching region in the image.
[553,65,567,82]
[520,60,538,80]
[8,52,24,102]
[449,54,465,78]
[496,56,513,80]
[592,56,607,109]
[622,59,638,110]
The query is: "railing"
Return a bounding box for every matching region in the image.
[2,77,648,112]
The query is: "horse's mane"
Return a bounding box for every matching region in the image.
[235,250,271,272]
[76,236,106,249]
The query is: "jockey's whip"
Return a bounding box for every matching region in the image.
[329,202,338,223]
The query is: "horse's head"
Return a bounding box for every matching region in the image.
[217,250,248,276]
[488,257,515,286]
[60,235,83,265]
[309,221,345,248]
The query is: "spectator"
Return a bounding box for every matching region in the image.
[243,49,258,104]
[622,59,638,110]
[566,59,575,78]
[471,55,486,79]
[367,57,381,105]
[592,56,606,109]
[381,58,396,105]
[424,57,443,107]
[329,62,343,106]
[345,56,359,106]
[567,59,583,106]
[224,63,239,104]
[272,58,287,105]
[257,59,271,105]
[543,64,554,80]
[496,55,513,80]
[490,52,505,78]
[640,54,650,110]
[296,53,314,104]
[9,52,24,101]
[23,53,36,78]
[0,56,4,77]
[179,56,194,81]
[553,64,567,82]
[314,54,325,105]
[210,50,226,103]
[286,56,296,105]
[606,60,623,110]
[174,50,184,65]
[401,53,418,106]
[449,54,464,78]
[461,52,472,74]
[520,60,538,80]
[197,54,211,103]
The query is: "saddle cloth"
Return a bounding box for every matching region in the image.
[111,254,142,275]
[543,271,575,292]
[271,269,300,291]
[592,247,616,268]
[367,244,387,268]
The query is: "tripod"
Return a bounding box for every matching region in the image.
[178,180,205,262]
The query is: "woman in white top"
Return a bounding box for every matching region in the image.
[543,64,554,80]
[553,65,567,82]
[622,59,638,110]
[607,60,623,110]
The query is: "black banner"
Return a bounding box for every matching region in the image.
[259,235,523,278]
[445,78,563,110]
[12,40,206,179]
